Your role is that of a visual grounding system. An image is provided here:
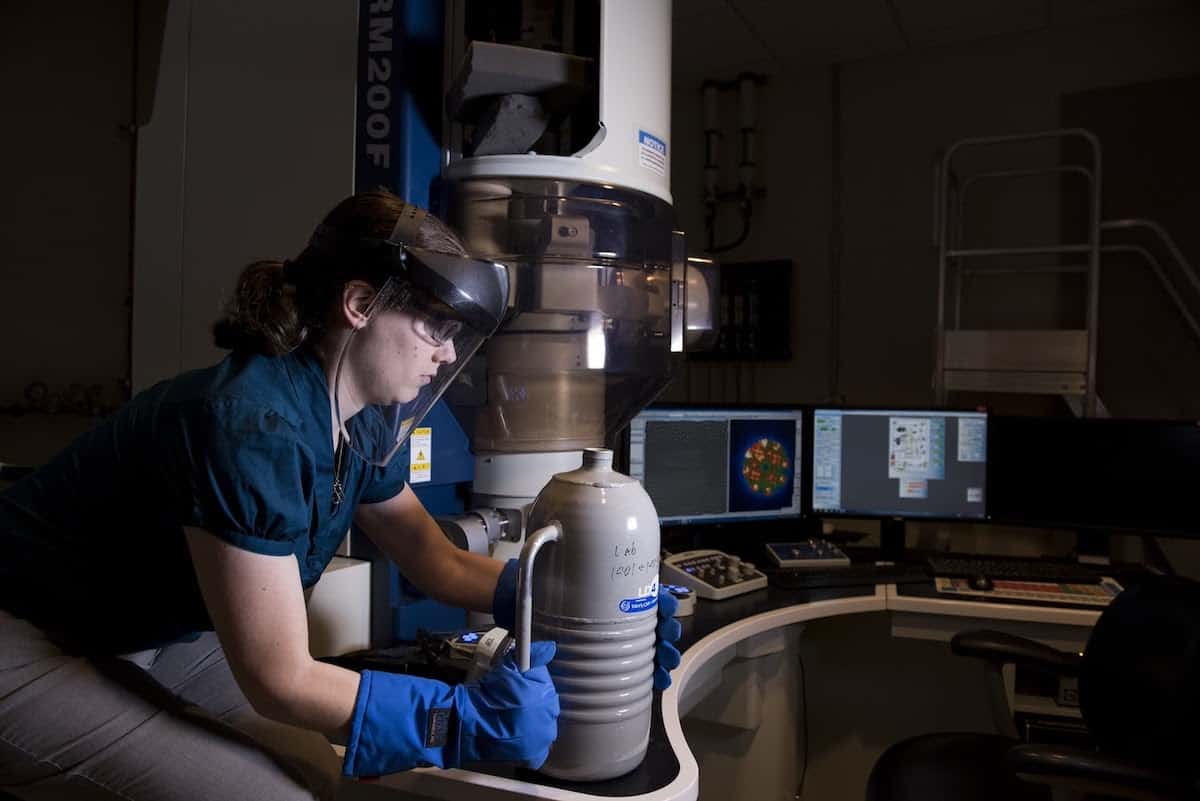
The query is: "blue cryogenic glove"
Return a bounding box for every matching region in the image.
[342,641,560,777]
[655,586,683,690]
[491,558,520,632]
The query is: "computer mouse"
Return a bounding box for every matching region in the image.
[968,574,994,592]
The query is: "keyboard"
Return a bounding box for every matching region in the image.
[927,555,1102,584]
[769,563,930,590]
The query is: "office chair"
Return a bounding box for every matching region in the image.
[866,576,1200,801]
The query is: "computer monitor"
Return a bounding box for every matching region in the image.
[988,416,1200,538]
[811,408,989,523]
[626,405,804,526]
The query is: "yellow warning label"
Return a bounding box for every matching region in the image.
[410,428,432,484]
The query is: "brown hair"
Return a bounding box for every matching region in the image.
[212,191,468,356]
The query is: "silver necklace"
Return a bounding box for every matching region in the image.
[332,434,347,509]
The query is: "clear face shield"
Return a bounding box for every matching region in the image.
[330,245,508,467]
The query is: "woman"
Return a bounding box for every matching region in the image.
[0,192,561,800]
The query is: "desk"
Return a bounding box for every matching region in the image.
[888,583,1100,651]
[370,583,1102,801]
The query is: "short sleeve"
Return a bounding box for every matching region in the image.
[170,399,316,556]
[358,441,409,505]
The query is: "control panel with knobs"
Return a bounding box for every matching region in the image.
[660,549,769,600]
[765,539,851,569]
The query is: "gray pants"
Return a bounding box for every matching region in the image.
[0,609,342,801]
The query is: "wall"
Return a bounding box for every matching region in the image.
[664,4,1200,586]
[1063,75,1200,419]
[664,68,835,405]
[0,2,134,461]
[842,8,1200,412]
[0,0,358,464]
[133,0,357,391]
[666,6,1200,413]
[855,13,1200,578]
[7,5,1195,443]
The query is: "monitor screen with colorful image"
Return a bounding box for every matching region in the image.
[627,405,804,526]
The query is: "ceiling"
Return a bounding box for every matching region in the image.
[672,0,1191,82]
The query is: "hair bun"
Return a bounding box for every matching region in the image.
[211,260,305,356]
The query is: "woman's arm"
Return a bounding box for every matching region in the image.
[353,485,503,612]
[184,527,360,741]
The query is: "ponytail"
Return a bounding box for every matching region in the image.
[212,191,470,356]
[211,260,306,356]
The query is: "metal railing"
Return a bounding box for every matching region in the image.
[934,129,1102,414]
[949,226,1200,346]
[1099,218,1200,346]
[933,128,1200,417]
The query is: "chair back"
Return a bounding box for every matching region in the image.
[1081,576,1200,778]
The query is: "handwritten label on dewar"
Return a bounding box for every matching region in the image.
[612,541,639,559]
[611,557,659,583]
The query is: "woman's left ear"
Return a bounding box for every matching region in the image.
[341,281,377,329]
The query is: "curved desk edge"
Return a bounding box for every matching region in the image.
[884,584,1102,652]
[884,585,1103,627]
[658,587,889,801]
[378,588,889,801]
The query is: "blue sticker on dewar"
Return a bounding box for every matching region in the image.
[637,129,667,176]
[619,595,658,614]
[638,130,666,154]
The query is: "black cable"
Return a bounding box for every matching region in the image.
[705,203,718,252]
[828,62,842,403]
[706,203,753,255]
[883,0,911,49]
[797,650,809,798]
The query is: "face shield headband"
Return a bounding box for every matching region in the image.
[316,213,509,468]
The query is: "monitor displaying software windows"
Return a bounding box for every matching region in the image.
[627,406,804,525]
[811,409,988,520]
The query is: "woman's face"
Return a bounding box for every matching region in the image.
[349,308,457,406]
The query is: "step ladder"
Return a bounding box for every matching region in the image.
[934,129,1103,415]
[933,129,1200,418]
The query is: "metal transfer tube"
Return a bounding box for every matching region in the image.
[515,522,563,671]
